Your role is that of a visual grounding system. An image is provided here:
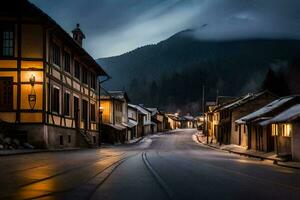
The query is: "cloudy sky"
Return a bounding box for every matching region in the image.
[30,0,300,58]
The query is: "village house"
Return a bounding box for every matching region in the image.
[128,104,152,137]
[0,0,108,149]
[217,91,276,146]
[147,107,168,133]
[166,114,181,130]
[259,104,300,161]
[205,96,237,143]
[183,115,195,128]
[156,111,168,132]
[166,113,195,130]
[236,96,300,153]
[127,104,138,140]
[100,91,129,144]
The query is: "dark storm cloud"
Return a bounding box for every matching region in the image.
[30,0,300,58]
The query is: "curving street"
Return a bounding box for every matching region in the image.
[1,129,300,200]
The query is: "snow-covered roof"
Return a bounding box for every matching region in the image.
[221,93,255,110]
[235,96,295,124]
[128,119,138,126]
[128,104,150,115]
[260,104,300,126]
[220,91,273,111]
[101,90,130,102]
[184,115,194,121]
[147,107,159,116]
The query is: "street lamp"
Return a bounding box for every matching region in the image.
[98,106,104,146]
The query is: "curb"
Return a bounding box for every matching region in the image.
[195,134,300,170]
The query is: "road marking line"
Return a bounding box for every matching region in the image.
[142,151,176,200]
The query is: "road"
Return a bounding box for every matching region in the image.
[1,129,300,200]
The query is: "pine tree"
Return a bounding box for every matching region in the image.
[261,68,290,96]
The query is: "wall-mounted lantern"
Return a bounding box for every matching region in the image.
[28,74,36,110]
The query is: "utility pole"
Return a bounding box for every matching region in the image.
[202,85,208,144]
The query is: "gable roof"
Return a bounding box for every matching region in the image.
[260,104,300,126]
[219,91,276,111]
[147,108,159,116]
[128,104,150,115]
[11,0,107,76]
[236,96,297,124]
[101,90,130,102]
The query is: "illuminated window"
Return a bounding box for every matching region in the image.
[282,124,292,137]
[1,28,14,57]
[271,124,278,136]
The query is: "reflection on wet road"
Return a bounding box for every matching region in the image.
[1,129,300,200]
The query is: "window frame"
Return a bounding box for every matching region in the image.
[282,124,292,137]
[52,43,61,67]
[64,51,71,73]
[0,26,15,57]
[52,86,60,114]
[82,99,88,121]
[64,92,70,116]
[91,74,96,89]
[74,60,81,80]
[82,66,88,84]
[90,103,96,122]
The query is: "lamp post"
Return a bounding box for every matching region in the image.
[98,106,104,146]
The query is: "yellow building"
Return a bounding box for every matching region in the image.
[0,1,108,148]
[100,91,129,144]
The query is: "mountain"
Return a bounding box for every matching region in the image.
[97,30,300,114]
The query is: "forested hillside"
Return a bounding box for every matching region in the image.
[97,30,300,114]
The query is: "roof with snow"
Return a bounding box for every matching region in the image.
[260,104,300,126]
[128,104,150,115]
[235,96,296,124]
[147,108,159,116]
[184,115,195,121]
[101,90,130,102]
[219,91,275,111]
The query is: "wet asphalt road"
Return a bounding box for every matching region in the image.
[1,129,300,200]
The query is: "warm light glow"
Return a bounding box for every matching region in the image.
[282,124,292,137]
[21,71,43,82]
[271,124,278,136]
[99,106,104,111]
[30,74,36,86]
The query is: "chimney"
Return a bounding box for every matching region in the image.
[72,23,85,46]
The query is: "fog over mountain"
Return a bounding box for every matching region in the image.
[97,30,300,114]
[30,0,300,113]
[31,0,300,57]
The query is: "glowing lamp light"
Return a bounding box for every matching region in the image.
[29,74,36,86]
[99,106,104,113]
[28,74,36,110]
